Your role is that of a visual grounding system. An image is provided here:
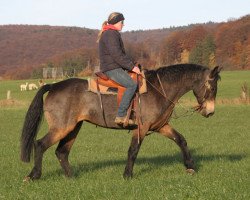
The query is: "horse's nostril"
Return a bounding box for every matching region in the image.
[207,112,214,117]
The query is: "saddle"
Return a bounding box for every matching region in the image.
[87,71,147,127]
[96,72,146,106]
[88,71,147,106]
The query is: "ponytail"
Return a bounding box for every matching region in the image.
[96,20,108,43]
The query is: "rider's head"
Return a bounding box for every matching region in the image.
[107,12,125,31]
[97,12,125,42]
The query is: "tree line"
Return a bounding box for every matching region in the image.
[0,15,249,79]
[36,15,250,79]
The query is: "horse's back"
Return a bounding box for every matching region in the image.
[48,78,88,93]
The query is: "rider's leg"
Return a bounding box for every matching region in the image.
[104,68,137,118]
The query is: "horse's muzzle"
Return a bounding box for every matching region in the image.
[202,100,215,117]
[194,100,215,118]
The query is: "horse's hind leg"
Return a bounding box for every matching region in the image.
[25,133,53,180]
[24,128,76,181]
[55,121,83,177]
[159,124,195,174]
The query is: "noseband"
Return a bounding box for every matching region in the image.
[194,79,213,112]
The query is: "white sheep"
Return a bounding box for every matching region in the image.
[28,83,38,90]
[20,82,28,91]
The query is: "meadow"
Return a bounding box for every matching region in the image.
[0,71,249,199]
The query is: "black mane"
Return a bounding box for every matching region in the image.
[145,64,209,83]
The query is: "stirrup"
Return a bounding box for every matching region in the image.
[114,116,135,125]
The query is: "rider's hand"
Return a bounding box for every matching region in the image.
[132,66,141,74]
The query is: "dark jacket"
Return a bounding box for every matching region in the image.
[98,30,134,72]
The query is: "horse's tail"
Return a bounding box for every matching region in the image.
[20,84,51,162]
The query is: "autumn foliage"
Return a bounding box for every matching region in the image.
[0,15,249,79]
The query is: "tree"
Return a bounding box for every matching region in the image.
[189,42,203,65]
[160,31,183,65]
[202,35,216,67]
[189,35,216,68]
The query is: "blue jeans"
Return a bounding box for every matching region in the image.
[104,68,137,117]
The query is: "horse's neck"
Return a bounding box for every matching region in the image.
[164,81,193,104]
[150,80,192,130]
[147,71,197,106]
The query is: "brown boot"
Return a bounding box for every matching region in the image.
[114,116,135,125]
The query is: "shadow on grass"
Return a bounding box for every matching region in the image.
[48,149,246,179]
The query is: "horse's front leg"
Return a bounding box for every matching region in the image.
[159,124,195,174]
[123,125,149,179]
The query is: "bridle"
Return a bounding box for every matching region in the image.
[193,79,214,113]
[139,73,213,119]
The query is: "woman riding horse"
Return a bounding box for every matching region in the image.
[20,64,221,181]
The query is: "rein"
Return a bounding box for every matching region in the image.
[140,73,198,119]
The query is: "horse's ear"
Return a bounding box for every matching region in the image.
[210,66,222,78]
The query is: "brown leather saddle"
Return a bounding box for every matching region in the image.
[95,71,144,106]
[93,71,145,127]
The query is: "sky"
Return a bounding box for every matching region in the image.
[0,0,249,31]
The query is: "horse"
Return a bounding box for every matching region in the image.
[20,64,222,181]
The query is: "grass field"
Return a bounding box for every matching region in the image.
[0,71,249,199]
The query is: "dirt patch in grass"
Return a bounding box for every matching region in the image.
[217,98,250,105]
[178,98,250,106]
[0,99,27,107]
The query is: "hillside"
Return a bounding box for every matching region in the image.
[0,25,98,78]
[0,15,249,79]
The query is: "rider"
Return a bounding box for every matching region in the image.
[97,12,140,125]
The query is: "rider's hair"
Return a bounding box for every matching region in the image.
[96,12,123,43]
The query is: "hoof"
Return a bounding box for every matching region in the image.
[23,176,31,182]
[186,168,195,175]
[65,173,73,178]
[123,172,133,180]
[23,172,41,182]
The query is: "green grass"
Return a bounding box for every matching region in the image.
[0,71,249,104]
[0,106,249,199]
[0,79,57,103]
[178,70,250,102]
[218,71,250,99]
[0,71,249,199]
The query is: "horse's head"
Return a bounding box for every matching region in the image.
[193,66,222,118]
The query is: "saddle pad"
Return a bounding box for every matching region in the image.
[87,72,147,95]
[87,78,117,94]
